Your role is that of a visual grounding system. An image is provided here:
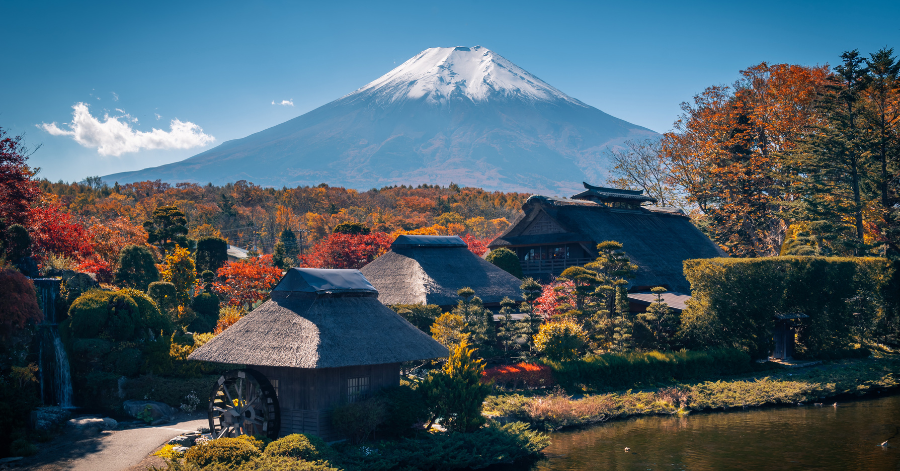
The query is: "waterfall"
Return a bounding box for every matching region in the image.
[52,330,73,408]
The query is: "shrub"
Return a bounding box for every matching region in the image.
[389,303,441,333]
[485,247,524,278]
[333,222,370,235]
[105,292,140,341]
[119,288,174,337]
[533,319,587,362]
[62,272,98,306]
[547,348,753,391]
[72,338,114,361]
[0,268,42,339]
[482,363,556,390]
[184,437,261,467]
[374,386,429,437]
[68,290,112,338]
[190,292,220,333]
[682,257,894,358]
[331,397,387,444]
[264,433,330,461]
[421,338,490,433]
[214,306,244,334]
[335,422,548,470]
[115,347,143,376]
[148,282,177,316]
[123,374,220,407]
[9,438,38,457]
[195,237,228,274]
[114,245,160,291]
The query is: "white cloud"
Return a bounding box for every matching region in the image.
[272,99,294,106]
[39,102,215,157]
[111,92,119,101]
[154,113,162,120]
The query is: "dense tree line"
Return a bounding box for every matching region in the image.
[610,47,900,258]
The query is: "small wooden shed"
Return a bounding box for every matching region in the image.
[188,268,448,440]
[772,313,808,360]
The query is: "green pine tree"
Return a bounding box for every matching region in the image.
[114,245,160,291]
[143,205,189,256]
[421,338,491,433]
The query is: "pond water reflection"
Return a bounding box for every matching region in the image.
[533,394,900,470]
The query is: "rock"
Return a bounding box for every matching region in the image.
[68,416,118,433]
[168,435,196,446]
[123,400,176,421]
[173,446,190,453]
[32,406,72,431]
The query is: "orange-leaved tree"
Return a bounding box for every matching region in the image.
[214,254,282,309]
[661,62,830,256]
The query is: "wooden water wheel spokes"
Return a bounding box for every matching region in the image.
[208,368,280,439]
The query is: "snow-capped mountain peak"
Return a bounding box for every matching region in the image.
[347,46,586,106]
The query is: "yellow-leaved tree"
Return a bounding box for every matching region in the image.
[160,245,196,307]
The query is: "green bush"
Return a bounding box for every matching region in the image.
[335,422,548,470]
[106,292,140,341]
[184,437,262,467]
[72,338,114,361]
[68,290,112,338]
[389,304,441,333]
[486,247,524,278]
[119,288,174,336]
[141,335,174,375]
[264,434,330,461]
[682,257,894,358]
[115,348,143,376]
[195,237,229,274]
[148,282,178,316]
[190,292,220,334]
[332,222,370,235]
[114,245,160,291]
[63,272,98,306]
[73,371,121,413]
[547,348,753,391]
[9,438,39,457]
[374,386,429,438]
[331,397,387,444]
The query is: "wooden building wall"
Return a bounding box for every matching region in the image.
[254,363,400,440]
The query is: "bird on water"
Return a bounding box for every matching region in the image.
[624,447,630,452]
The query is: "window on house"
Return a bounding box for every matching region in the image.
[347,377,369,403]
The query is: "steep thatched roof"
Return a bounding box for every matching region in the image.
[188,268,448,368]
[360,235,524,307]
[489,195,726,292]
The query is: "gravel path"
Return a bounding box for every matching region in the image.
[21,415,207,471]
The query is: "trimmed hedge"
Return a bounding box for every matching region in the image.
[486,247,524,278]
[547,348,753,390]
[119,288,174,336]
[682,257,895,359]
[184,437,261,467]
[264,434,330,461]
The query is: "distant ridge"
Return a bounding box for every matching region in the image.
[105,46,657,195]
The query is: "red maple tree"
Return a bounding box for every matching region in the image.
[213,254,283,308]
[299,232,392,269]
[461,234,490,256]
[0,269,42,339]
[0,128,40,226]
[28,202,94,262]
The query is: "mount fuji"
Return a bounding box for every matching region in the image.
[105,46,658,194]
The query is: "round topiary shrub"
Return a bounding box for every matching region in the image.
[118,288,174,336]
[64,273,99,306]
[264,433,330,461]
[485,248,524,278]
[114,347,143,376]
[375,386,429,438]
[68,290,113,338]
[190,292,220,333]
[147,281,177,316]
[106,292,140,341]
[184,437,261,467]
[72,338,114,361]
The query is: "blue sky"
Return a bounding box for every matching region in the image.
[3,0,899,183]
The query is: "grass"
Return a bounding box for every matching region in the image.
[483,355,900,431]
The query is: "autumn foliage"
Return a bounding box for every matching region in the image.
[299,232,393,269]
[0,269,42,339]
[481,363,555,389]
[213,254,282,308]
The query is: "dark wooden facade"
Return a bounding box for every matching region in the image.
[255,363,400,440]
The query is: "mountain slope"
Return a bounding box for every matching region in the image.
[105,46,657,195]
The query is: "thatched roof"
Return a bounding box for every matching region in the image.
[188,268,448,368]
[489,195,726,293]
[360,235,524,307]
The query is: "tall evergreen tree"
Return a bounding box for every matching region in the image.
[865,48,900,253]
[114,245,160,291]
[143,205,189,255]
[195,236,228,274]
[793,50,875,254]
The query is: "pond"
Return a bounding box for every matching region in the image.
[533,394,900,470]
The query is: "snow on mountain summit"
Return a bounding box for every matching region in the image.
[347,46,587,106]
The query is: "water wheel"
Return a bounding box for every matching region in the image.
[208,368,280,439]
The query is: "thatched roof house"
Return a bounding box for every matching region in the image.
[189,268,448,439]
[488,183,725,293]
[360,235,524,309]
